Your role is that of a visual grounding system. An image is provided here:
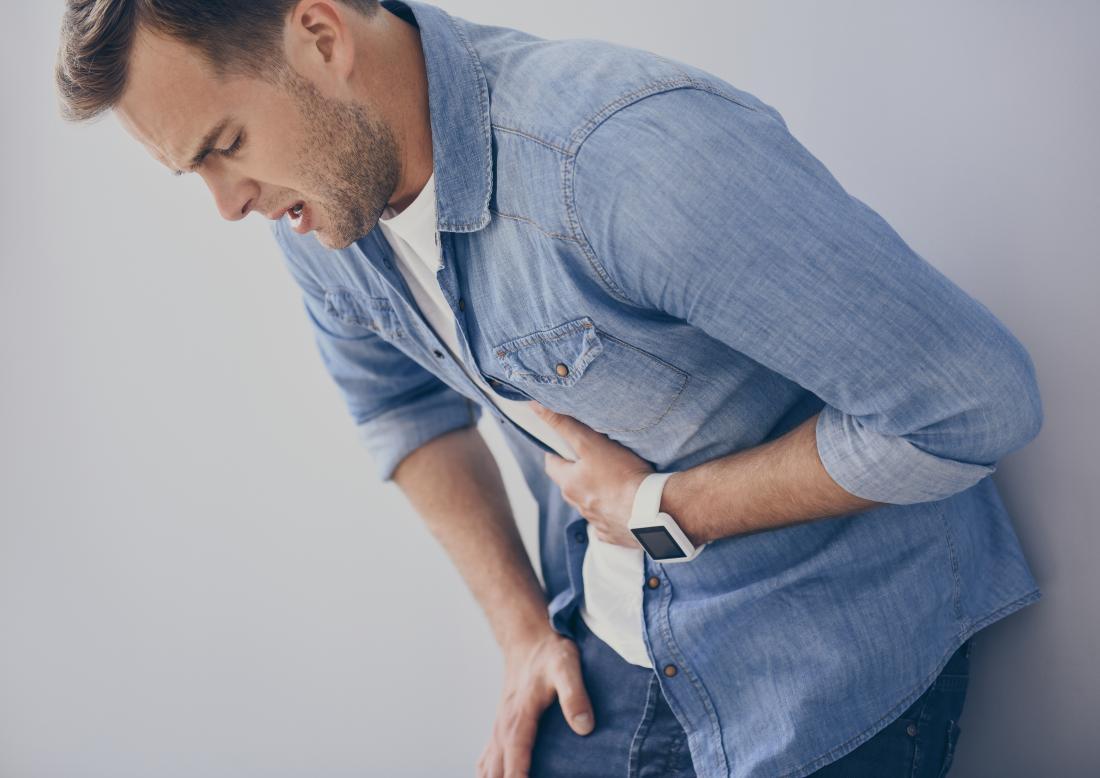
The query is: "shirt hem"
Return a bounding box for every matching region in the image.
[773,588,1041,778]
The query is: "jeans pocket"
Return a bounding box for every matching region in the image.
[937,719,962,778]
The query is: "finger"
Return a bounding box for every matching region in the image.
[484,729,504,778]
[554,658,595,736]
[476,741,501,778]
[531,402,592,455]
[502,701,541,778]
[543,451,573,482]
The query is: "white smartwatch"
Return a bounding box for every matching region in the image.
[628,472,706,563]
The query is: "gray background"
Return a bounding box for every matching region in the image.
[2,1,1096,775]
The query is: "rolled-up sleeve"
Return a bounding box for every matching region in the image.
[271,223,481,482]
[571,85,1042,504]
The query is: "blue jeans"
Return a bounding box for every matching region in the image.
[530,610,971,777]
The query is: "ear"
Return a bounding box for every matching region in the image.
[282,0,356,94]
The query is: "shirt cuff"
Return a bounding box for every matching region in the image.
[356,388,483,482]
[815,403,997,504]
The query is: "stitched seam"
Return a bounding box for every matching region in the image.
[565,76,757,152]
[655,567,729,777]
[910,693,936,778]
[563,80,763,308]
[494,317,595,353]
[324,286,405,338]
[563,78,701,303]
[627,675,661,778]
[935,500,966,623]
[439,13,492,231]
[496,349,602,385]
[594,331,689,433]
[492,123,571,154]
[488,208,580,243]
[493,321,689,433]
[936,720,960,778]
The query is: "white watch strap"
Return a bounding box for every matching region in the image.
[632,471,676,523]
[630,471,707,563]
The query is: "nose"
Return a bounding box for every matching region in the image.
[200,169,257,222]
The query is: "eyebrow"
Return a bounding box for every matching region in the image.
[172,115,233,176]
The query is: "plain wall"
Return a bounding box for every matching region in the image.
[2,1,1096,775]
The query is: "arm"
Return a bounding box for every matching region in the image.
[269,222,596,775]
[268,218,547,641]
[390,423,550,652]
[662,410,883,545]
[393,416,597,777]
[569,85,1043,535]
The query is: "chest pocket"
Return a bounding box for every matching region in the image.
[322,286,405,340]
[493,316,688,434]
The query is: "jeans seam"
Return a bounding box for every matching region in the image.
[936,719,961,778]
[909,692,935,778]
[627,674,661,778]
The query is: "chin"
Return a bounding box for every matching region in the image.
[315,230,355,251]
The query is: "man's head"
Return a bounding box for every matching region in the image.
[56,1,414,250]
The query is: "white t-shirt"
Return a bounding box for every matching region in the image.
[377,172,653,668]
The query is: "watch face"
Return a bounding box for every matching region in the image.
[630,526,687,560]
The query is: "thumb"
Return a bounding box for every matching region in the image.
[555,664,595,736]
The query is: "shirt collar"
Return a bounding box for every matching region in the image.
[380,0,493,233]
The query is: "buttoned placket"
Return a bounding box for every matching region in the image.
[361,229,563,460]
[359,228,596,641]
[640,555,728,778]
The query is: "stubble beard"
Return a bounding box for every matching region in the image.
[280,67,400,250]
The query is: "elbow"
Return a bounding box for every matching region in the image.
[983,336,1044,458]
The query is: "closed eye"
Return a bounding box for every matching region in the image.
[218,133,244,158]
[171,131,245,176]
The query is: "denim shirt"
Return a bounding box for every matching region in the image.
[269,2,1044,775]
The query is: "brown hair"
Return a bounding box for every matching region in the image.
[56,0,380,122]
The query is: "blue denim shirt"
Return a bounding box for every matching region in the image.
[270,2,1043,775]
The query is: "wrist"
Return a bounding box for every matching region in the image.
[501,618,558,664]
[496,599,556,658]
[660,470,706,546]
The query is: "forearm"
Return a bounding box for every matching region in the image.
[662,411,886,545]
[391,423,551,655]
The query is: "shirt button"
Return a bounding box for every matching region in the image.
[574,531,586,543]
[458,297,465,311]
[433,349,444,358]
[906,723,918,737]
[663,664,678,678]
[646,576,661,589]
[555,363,569,377]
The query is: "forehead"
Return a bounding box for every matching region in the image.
[115,28,260,167]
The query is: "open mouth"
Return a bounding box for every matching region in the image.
[287,201,310,234]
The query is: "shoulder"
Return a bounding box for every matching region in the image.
[462,14,744,151]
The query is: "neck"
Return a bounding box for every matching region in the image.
[356,8,433,214]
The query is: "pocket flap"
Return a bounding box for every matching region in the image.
[493,316,603,386]
[323,286,403,337]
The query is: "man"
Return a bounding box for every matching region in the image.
[56,1,1043,776]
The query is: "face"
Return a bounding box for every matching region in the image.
[115,24,401,250]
